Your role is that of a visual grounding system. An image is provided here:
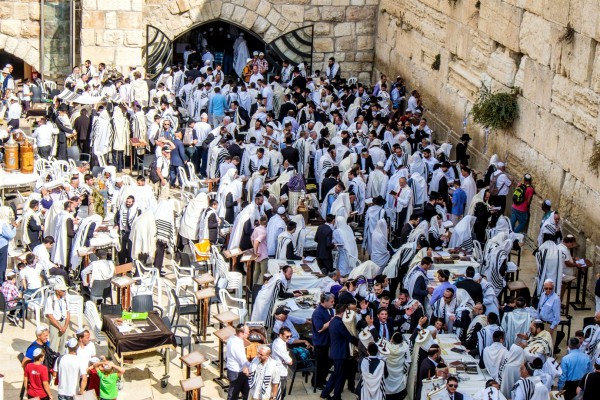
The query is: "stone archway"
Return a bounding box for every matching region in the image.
[0,33,40,73]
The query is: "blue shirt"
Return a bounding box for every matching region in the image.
[537,292,561,329]
[451,188,467,216]
[0,223,16,248]
[209,93,228,117]
[557,348,591,388]
[311,305,334,346]
[430,282,457,305]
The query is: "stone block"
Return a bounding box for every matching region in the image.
[131,0,144,12]
[346,6,375,22]
[177,0,191,13]
[266,8,281,27]
[221,3,235,19]
[83,11,105,29]
[516,0,543,16]
[519,55,553,110]
[314,22,331,35]
[356,51,374,62]
[82,0,97,10]
[231,6,247,24]
[512,96,539,146]
[263,25,281,43]
[550,74,574,123]
[20,21,39,39]
[320,6,345,22]
[350,0,365,5]
[115,46,142,66]
[105,11,117,29]
[0,3,12,20]
[256,1,271,18]
[333,22,353,37]
[487,49,518,87]
[1,20,21,37]
[245,0,260,11]
[519,11,555,67]
[13,3,29,20]
[561,33,596,87]
[97,0,131,11]
[29,3,40,20]
[357,36,374,51]
[117,12,142,29]
[275,17,289,32]
[304,7,320,21]
[355,20,375,35]
[573,86,600,136]
[280,5,304,23]
[335,36,355,52]
[314,38,334,52]
[244,11,259,29]
[590,49,600,92]
[4,36,18,53]
[81,46,114,65]
[252,16,270,34]
[358,71,371,82]
[125,30,144,46]
[569,0,599,40]
[478,0,522,52]
[81,29,96,47]
[103,30,124,46]
[447,60,481,101]
[543,0,569,26]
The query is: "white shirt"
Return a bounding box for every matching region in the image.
[32,123,54,147]
[157,155,170,178]
[76,342,97,362]
[7,102,21,120]
[20,265,42,291]
[492,170,512,196]
[81,259,115,287]
[261,85,274,111]
[270,337,292,378]
[226,335,250,372]
[194,121,212,145]
[56,353,87,396]
[44,293,70,321]
[273,316,306,344]
[249,73,264,86]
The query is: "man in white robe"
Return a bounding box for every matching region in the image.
[246,166,268,201]
[461,167,477,211]
[348,171,366,214]
[91,109,113,164]
[267,208,287,257]
[510,363,549,400]
[250,267,299,329]
[501,298,534,348]
[483,330,509,381]
[366,162,389,199]
[51,201,78,268]
[358,343,386,400]
[228,198,264,250]
[363,197,386,254]
[233,33,250,78]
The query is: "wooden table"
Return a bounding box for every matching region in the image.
[111,276,135,311]
[194,287,215,343]
[562,275,577,318]
[129,139,147,173]
[223,248,242,272]
[201,178,219,193]
[241,251,258,301]
[572,259,593,311]
[213,325,236,389]
[215,310,239,327]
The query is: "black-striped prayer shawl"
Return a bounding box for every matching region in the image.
[247,357,282,400]
[511,377,535,400]
[390,153,408,171]
[213,146,230,178]
[155,212,175,249]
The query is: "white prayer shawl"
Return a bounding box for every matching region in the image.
[359,356,386,400]
[466,313,488,347]
[524,330,553,362]
[428,216,445,249]
[585,324,600,361]
[448,215,476,252]
[246,171,265,201]
[350,177,367,214]
[52,210,73,267]
[270,169,293,199]
[333,215,358,275]
[498,345,525,399]
[537,211,561,246]
[490,215,524,244]
[208,143,228,179]
[319,187,336,219]
[481,277,500,316]
[91,110,113,157]
[44,200,66,239]
[241,143,257,177]
[275,231,294,260]
[431,289,474,335]
[129,209,157,261]
[266,214,287,256]
[330,192,351,219]
[478,324,504,360]
[290,214,306,257]
[179,193,208,240]
[384,341,411,395]
[366,169,389,199]
[22,206,42,247]
[364,205,386,254]
[233,37,250,77]
[407,220,429,243]
[250,271,289,327]
[473,387,506,400]
[409,172,427,207]
[112,107,129,152]
[535,240,562,297]
[400,255,426,297]
[483,342,508,381]
[228,203,261,250]
[70,214,102,269]
[511,376,548,400]
[429,168,445,194]
[501,308,534,349]
[318,153,335,186]
[409,152,427,178]
[135,185,157,212]
[482,236,510,297]
[155,200,175,250]
[468,188,487,216]
[540,358,562,391]
[338,153,358,174]
[248,357,282,400]
[462,173,477,211]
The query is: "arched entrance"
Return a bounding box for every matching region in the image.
[146,19,313,80]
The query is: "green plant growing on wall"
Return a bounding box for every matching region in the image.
[559,23,575,44]
[431,54,441,70]
[471,84,520,130]
[589,141,600,173]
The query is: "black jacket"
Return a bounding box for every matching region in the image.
[278,102,296,122]
[281,146,300,170]
[455,279,483,304]
[358,155,375,174]
[315,224,334,260]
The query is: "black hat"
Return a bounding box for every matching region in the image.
[373,196,386,206]
[275,306,290,315]
[460,134,472,141]
[57,103,69,111]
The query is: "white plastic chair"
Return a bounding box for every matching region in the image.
[219,289,247,323]
[347,77,358,86]
[68,294,84,331]
[131,267,158,296]
[187,163,203,185]
[172,260,198,295]
[84,300,106,343]
[178,166,199,196]
[24,285,50,326]
[212,247,243,299]
[68,158,77,170]
[44,81,57,93]
[52,160,71,179]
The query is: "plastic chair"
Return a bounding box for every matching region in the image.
[67,294,84,331]
[162,315,193,368]
[347,77,358,86]
[219,289,247,323]
[213,247,243,299]
[84,300,106,344]
[0,291,25,331]
[100,304,123,316]
[132,294,154,313]
[287,350,317,394]
[90,279,112,304]
[172,260,197,295]
[178,166,199,196]
[170,288,198,327]
[24,285,50,326]
[131,267,158,296]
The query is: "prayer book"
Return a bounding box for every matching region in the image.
[304,256,315,263]
[285,299,300,311]
[436,251,451,257]
[442,220,454,229]
[576,259,587,266]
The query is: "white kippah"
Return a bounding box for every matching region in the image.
[277,207,285,215]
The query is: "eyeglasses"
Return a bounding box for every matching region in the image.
[443,296,453,300]
[543,287,553,291]
[283,335,292,339]
[447,384,457,388]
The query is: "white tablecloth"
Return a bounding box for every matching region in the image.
[267,259,323,290]
[0,170,39,189]
[274,289,321,320]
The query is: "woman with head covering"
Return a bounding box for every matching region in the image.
[0,206,17,283]
[498,344,525,398]
[333,215,358,276]
[370,220,391,268]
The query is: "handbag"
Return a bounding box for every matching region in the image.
[573,373,588,400]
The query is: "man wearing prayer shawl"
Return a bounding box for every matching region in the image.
[115,195,141,264]
[198,199,219,244]
[366,162,389,199]
[208,136,230,179]
[179,193,208,242]
[51,201,77,268]
[228,195,264,251]
[534,240,563,297]
[348,170,366,215]
[247,345,282,400]
[319,182,344,219]
[464,302,487,350]
[332,215,358,276]
[477,312,503,367]
[521,320,553,363]
[460,166,477,211]
[584,312,600,361]
[390,177,413,240]
[384,333,411,400]
[266,208,287,257]
[430,288,474,341]
[498,344,525,398]
[408,172,427,214]
[357,343,387,400]
[247,166,268,202]
[510,362,549,400]
[363,196,387,255]
[275,222,301,261]
[317,146,336,195]
[70,214,102,270]
[501,297,534,348]
[91,109,114,164]
[448,215,476,252]
[398,253,432,305]
[537,211,562,247]
[481,233,511,297]
[154,199,175,276]
[370,220,391,268]
[218,171,243,224]
[482,331,508,381]
[250,266,299,329]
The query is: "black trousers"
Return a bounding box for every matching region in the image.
[119,231,132,264]
[322,359,347,400]
[317,257,334,274]
[313,345,331,388]
[154,240,166,273]
[226,370,249,400]
[564,380,580,400]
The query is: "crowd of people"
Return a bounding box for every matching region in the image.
[0,31,599,400]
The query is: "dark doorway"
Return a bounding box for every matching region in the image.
[0,51,25,80]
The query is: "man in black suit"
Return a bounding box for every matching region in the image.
[278,94,296,122]
[423,192,439,224]
[416,345,443,400]
[455,266,483,303]
[358,148,375,174]
[230,101,250,131]
[281,137,300,170]
[290,68,306,92]
[400,213,420,245]
[366,307,402,342]
[321,304,359,400]
[315,214,335,273]
[445,376,466,400]
[320,169,341,201]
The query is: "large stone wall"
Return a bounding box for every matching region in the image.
[0,1,40,70]
[80,0,377,81]
[374,0,600,272]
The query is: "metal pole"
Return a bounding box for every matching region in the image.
[40,0,44,78]
[71,0,75,68]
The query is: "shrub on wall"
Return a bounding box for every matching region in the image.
[471,84,519,130]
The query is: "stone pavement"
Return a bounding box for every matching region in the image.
[0,245,593,399]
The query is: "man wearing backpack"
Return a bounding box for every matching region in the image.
[489,161,512,215]
[510,173,534,233]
